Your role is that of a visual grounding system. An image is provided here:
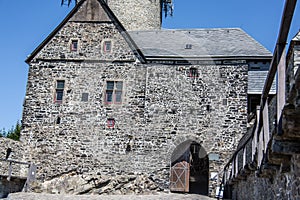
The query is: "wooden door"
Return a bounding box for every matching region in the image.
[170,160,190,192]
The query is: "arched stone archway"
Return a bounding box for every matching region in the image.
[170,140,209,195]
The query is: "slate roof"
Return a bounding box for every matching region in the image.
[248,71,276,94]
[128,28,272,59]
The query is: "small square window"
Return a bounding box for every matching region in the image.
[107,118,115,128]
[185,44,192,49]
[70,40,78,51]
[57,81,65,89]
[81,93,89,102]
[189,68,199,78]
[104,41,112,52]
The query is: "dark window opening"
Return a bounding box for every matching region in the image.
[70,40,78,51]
[126,143,131,152]
[185,44,192,49]
[55,80,65,103]
[206,105,210,111]
[107,118,115,128]
[104,41,112,52]
[56,117,61,124]
[105,81,123,104]
[81,93,89,102]
[189,68,199,78]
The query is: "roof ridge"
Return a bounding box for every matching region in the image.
[129,28,243,33]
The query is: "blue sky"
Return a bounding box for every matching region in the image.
[0,0,299,131]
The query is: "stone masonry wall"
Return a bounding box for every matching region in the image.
[21,13,248,195]
[232,155,300,200]
[107,0,161,30]
[0,138,24,177]
[21,61,247,194]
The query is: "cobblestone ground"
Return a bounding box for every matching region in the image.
[7,192,216,200]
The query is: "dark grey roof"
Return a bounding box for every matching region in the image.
[248,71,276,94]
[128,28,272,59]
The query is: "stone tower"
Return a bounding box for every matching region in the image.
[107,0,162,30]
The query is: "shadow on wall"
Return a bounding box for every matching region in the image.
[0,176,26,198]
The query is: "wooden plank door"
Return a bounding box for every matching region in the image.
[170,160,190,192]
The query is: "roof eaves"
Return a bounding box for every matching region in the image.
[144,55,273,61]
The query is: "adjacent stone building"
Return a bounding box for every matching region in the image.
[20,0,272,196]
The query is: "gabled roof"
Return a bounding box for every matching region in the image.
[128,28,272,60]
[25,0,145,64]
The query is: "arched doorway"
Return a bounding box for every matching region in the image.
[170,140,209,195]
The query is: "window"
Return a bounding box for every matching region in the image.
[206,105,211,112]
[103,41,112,53]
[185,44,192,49]
[55,80,65,103]
[189,67,199,78]
[56,117,61,125]
[81,93,89,102]
[107,118,115,128]
[70,40,78,51]
[105,81,123,104]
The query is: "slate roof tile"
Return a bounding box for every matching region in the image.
[128,28,272,58]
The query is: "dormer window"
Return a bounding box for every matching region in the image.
[185,44,192,49]
[103,41,112,53]
[70,40,78,51]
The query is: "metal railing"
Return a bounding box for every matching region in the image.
[219,0,298,198]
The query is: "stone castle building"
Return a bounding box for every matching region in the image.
[20,0,273,196]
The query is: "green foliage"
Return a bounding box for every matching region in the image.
[0,128,5,137]
[61,0,77,6]
[1,121,21,141]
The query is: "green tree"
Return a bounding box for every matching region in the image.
[6,121,21,141]
[61,0,77,6]
[0,128,5,137]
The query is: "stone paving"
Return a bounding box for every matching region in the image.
[7,192,216,200]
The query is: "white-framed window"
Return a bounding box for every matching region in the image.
[70,39,79,51]
[105,81,123,104]
[102,40,113,53]
[54,80,65,104]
